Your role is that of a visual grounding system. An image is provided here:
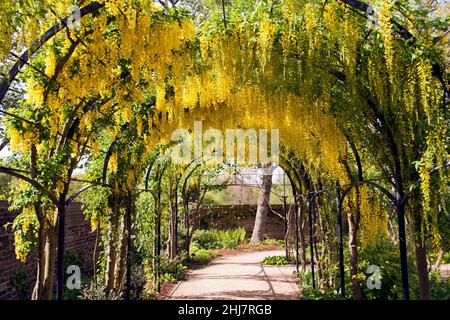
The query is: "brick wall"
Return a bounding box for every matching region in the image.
[198,204,286,240]
[0,201,96,300]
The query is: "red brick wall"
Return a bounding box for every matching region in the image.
[0,201,96,300]
[198,204,286,240]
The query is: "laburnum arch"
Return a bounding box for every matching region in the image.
[0,0,448,301]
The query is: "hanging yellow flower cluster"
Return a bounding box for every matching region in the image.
[13,205,36,262]
[258,15,276,70]
[359,185,388,248]
[417,58,433,123]
[8,127,38,153]
[150,16,348,181]
[15,2,197,163]
[379,0,395,84]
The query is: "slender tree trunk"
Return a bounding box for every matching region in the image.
[298,204,307,271]
[105,209,118,296]
[341,156,362,299]
[41,226,57,300]
[115,216,128,294]
[251,169,273,244]
[414,237,431,300]
[347,206,362,300]
[30,145,47,300]
[92,220,100,285]
[396,200,410,300]
[411,197,431,300]
[32,206,46,300]
[314,202,323,288]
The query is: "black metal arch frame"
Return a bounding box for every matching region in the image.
[0,0,447,301]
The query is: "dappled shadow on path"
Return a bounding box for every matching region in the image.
[171,290,298,300]
[170,250,300,300]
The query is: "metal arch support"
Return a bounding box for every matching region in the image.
[65,184,95,206]
[0,166,59,205]
[341,180,397,204]
[280,149,319,287]
[102,141,117,185]
[141,160,169,293]
[278,162,302,273]
[180,162,202,257]
[305,187,342,293]
[309,188,334,204]
[101,123,130,186]
[305,192,317,290]
[0,2,105,103]
[337,178,400,297]
[306,189,333,290]
[144,161,156,192]
[335,181,346,298]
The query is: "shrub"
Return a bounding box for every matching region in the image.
[297,270,343,300]
[192,228,247,250]
[190,246,218,264]
[300,287,343,300]
[159,255,186,282]
[262,255,294,265]
[357,236,419,300]
[261,238,284,247]
[10,268,30,299]
[429,271,450,300]
[298,236,421,300]
[192,229,220,249]
[130,264,154,300]
[443,252,450,264]
[79,265,155,300]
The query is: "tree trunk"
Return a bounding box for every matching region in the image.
[41,226,57,300]
[414,237,431,300]
[411,198,431,300]
[251,170,273,244]
[298,204,307,271]
[30,145,47,300]
[105,209,118,296]
[32,206,46,300]
[347,204,362,300]
[115,216,128,294]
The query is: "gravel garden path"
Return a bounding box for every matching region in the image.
[169,250,300,300]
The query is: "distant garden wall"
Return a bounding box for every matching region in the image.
[198,204,286,240]
[0,201,96,300]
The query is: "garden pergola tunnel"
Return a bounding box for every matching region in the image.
[0,0,448,301]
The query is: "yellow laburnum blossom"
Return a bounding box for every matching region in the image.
[110,152,118,173]
[9,127,38,153]
[258,16,276,70]
[379,0,395,82]
[359,185,388,248]
[44,49,57,78]
[26,78,44,107]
